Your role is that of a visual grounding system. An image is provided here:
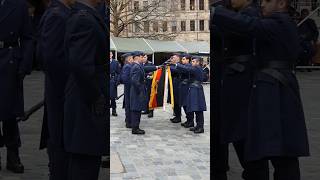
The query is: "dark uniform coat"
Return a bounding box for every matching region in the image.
[0,0,34,121]
[177,64,191,107]
[121,63,132,110]
[143,61,156,111]
[176,64,206,113]
[130,63,147,112]
[37,0,71,149]
[64,2,108,156]
[110,59,120,99]
[213,7,310,161]
[219,4,260,143]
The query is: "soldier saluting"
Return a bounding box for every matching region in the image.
[212,0,309,179]
[0,0,34,173]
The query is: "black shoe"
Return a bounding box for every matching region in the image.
[6,149,24,174]
[190,127,196,131]
[184,122,194,128]
[194,127,204,134]
[170,116,176,121]
[101,157,109,168]
[112,109,118,116]
[170,117,181,123]
[132,128,145,135]
[181,121,187,127]
[147,111,153,118]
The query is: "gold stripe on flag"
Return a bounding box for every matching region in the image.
[167,66,174,109]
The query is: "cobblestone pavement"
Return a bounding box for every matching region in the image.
[0,71,107,180]
[110,84,211,180]
[228,71,320,180]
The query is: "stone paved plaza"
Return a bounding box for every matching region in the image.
[110,84,211,180]
[0,70,319,180]
[0,71,107,180]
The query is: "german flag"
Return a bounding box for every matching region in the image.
[149,66,174,110]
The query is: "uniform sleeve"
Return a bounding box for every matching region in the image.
[176,64,197,75]
[41,13,66,73]
[120,66,130,84]
[65,15,101,103]
[212,6,276,41]
[19,1,35,75]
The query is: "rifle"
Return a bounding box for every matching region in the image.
[16,100,45,122]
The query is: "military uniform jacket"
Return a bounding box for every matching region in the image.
[213,7,309,161]
[0,0,34,120]
[120,63,132,109]
[176,64,206,113]
[175,63,191,107]
[219,4,260,143]
[110,59,120,99]
[129,62,147,111]
[64,2,108,156]
[37,0,71,149]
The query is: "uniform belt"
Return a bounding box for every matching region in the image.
[225,55,253,63]
[262,61,294,70]
[0,40,19,49]
[190,80,201,87]
[181,79,189,85]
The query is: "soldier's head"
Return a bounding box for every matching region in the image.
[261,0,290,17]
[142,54,148,63]
[110,52,113,59]
[171,53,181,63]
[231,0,252,11]
[132,51,144,63]
[122,53,133,64]
[191,56,202,67]
[181,54,191,64]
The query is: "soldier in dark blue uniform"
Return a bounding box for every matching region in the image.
[169,53,183,123]
[175,54,194,128]
[142,54,155,118]
[120,52,134,128]
[213,1,270,179]
[110,51,121,116]
[202,60,209,82]
[64,0,108,179]
[170,56,206,133]
[212,0,310,179]
[37,0,73,179]
[0,0,34,173]
[130,51,159,135]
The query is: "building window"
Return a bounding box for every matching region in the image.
[135,22,140,32]
[144,21,149,33]
[143,1,148,11]
[171,1,178,11]
[181,0,185,10]
[199,20,204,31]
[134,1,139,11]
[190,20,195,31]
[162,21,168,32]
[172,21,177,32]
[181,21,186,31]
[199,0,204,10]
[190,0,195,10]
[153,21,159,32]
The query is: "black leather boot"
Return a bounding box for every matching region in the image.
[132,127,145,135]
[101,156,109,168]
[170,117,181,123]
[147,110,153,118]
[112,109,118,116]
[6,148,24,173]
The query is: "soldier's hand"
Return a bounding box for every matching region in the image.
[92,95,107,116]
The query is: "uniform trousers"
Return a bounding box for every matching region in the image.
[110,99,116,109]
[130,111,141,128]
[0,119,21,148]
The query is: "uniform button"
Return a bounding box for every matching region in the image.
[253,84,257,88]
[9,60,13,64]
[10,32,14,35]
[8,46,12,49]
